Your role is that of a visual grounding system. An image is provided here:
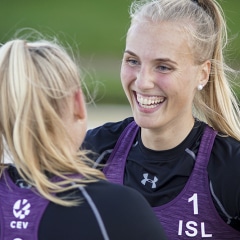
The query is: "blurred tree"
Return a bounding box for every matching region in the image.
[0,0,239,104]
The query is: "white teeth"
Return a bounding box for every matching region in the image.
[136,94,165,108]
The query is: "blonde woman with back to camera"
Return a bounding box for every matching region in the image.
[0,35,167,239]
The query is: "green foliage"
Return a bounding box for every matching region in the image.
[220,0,240,60]
[0,0,239,104]
[0,0,132,56]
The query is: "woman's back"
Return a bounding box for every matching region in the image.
[0,166,166,240]
[0,35,166,240]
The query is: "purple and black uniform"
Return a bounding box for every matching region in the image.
[0,166,166,240]
[84,118,240,239]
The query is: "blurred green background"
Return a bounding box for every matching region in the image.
[1,0,239,105]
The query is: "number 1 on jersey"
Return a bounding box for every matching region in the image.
[188,193,198,215]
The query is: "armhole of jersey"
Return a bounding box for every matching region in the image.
[78,185,110,240]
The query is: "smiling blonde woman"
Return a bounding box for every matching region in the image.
[84,0,240,239]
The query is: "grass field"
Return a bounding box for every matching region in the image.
[1,0,239,104]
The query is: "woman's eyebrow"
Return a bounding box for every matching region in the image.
[155,58,177,65]
[124,50,177,65]
[124,50,137,56]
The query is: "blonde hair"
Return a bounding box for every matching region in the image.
[0,38,105,206]
[129,0,240,140]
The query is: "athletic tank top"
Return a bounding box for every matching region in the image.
[0,169,109,240]
[103,121,240,239]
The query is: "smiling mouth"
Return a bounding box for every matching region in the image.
[136,93,165,109]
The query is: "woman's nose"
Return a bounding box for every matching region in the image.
[135,67,155,90]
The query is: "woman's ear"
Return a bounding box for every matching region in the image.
[199,60,211,86]
[74,89,87,121]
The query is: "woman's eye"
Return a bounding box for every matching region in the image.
[126,59,139,66]
[157,65,171,72]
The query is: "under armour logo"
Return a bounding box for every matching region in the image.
[13,199,31,220]
[141,173,158,189]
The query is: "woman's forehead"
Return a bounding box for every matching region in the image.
[126,21,193,60]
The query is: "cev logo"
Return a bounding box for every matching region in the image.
[13,199,31,220]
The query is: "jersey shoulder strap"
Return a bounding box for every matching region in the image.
[103,120,139,183]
